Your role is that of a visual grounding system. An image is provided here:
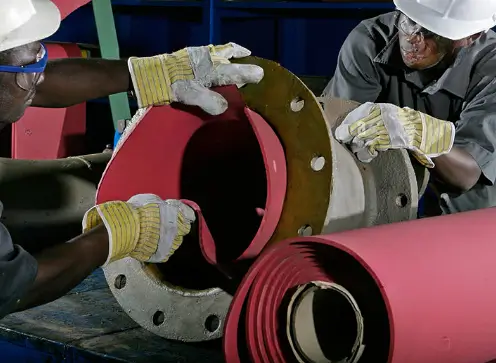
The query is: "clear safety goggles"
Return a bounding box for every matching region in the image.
[395,12,452,55]
[396,13,438,40]
[0,43,48,91]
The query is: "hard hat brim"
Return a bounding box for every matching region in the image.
[0,0,61,53]
[394,0,496,40]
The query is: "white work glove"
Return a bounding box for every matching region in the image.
[128,42,264,115]
[335,102,455,168]
[82,194,196,266]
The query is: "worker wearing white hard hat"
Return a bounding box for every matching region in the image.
[324,0,496,216]
[0,0,263,318]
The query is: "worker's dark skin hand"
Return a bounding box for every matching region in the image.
[14,225,109,312]
[32,58,130,108]
[433,146,482,192]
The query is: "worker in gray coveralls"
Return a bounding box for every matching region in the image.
[327,0,496,216]
[0,0,263,319]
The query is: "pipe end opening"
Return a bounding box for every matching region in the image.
[287,282,365,363]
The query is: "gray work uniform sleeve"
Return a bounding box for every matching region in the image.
[0,221,37,319]
[454,76,496,185]
[322,22,382,103]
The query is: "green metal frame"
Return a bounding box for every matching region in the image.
[92,0,132,131]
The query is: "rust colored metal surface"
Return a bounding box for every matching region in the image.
[224,208,496,363]
[234,57,335,243]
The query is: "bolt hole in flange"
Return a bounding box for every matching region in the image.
[114,274,126,289]
[310,156,326,172]
[153,311,165,326]
[290,97,305,112]
[205,314,221,333]
[298,225,313,237]
[396,193,409,208]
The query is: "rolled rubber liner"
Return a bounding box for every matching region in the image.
[224,208,496,363]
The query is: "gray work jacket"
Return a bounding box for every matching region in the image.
[0,217,37,319]
[324,11,496,215]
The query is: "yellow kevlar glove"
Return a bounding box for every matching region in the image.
[128,42,264,115]
[82,194,196,266]
[334,102,455,168]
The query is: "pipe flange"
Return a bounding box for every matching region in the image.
[367,149,419,223]
[234,57,334,243]
[316,97,421,226]
[103,258,232,342]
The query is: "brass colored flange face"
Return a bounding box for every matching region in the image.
[233,56,333,244]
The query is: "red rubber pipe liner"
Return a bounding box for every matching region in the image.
[97,86,287,276]
[224,208,496,363]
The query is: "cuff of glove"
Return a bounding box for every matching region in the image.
[411,113,455,168]
[128,49,194,108]
[82,201,140,266]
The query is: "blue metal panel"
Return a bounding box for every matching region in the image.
[112,7,207,56]
[220,16,279,59]
[218,9,388,75]
[49,2,208,56]
[0,340,65,363]
[49,1,393,76]
[218,1,394,9]
[51,5,99,45]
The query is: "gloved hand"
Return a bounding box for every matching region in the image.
[82,194,196,266]
[128,42,264,115]
[334,102,455,168]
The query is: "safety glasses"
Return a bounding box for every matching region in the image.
[395,12,452,56]
[396,15,437,39]
[0,43,48,91]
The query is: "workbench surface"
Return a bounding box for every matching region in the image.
[0,269,224,362]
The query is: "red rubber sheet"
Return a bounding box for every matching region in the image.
[224,208,496,363]
[96,86,287,276]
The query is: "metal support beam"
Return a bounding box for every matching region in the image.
[92,0,132,131]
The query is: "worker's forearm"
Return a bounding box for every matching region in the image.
[33,58,130,108]
[15,225,109,312]
[433,146,482,192]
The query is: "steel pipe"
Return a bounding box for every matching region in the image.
[224,208,496,363]
[96,57,427,342]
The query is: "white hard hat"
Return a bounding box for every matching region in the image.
[0,0,61,53]
[394,0,496,40]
